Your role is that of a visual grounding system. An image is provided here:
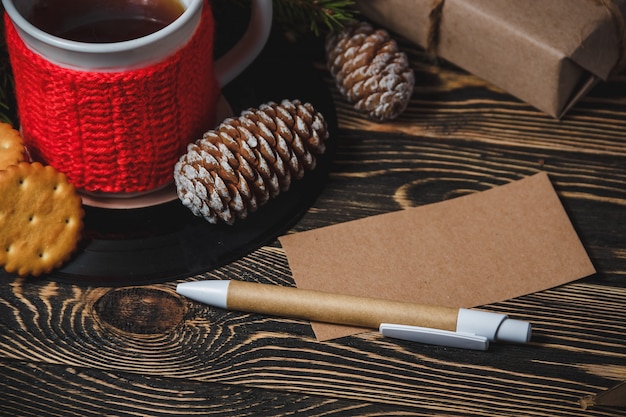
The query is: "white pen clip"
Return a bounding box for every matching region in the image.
[380,308,532,351]
[380,323,490,350]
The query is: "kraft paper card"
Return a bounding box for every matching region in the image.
[279,172,596,341]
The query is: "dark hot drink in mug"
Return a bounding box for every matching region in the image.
[24,0,186,43]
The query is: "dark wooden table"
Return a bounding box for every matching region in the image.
[1,15,626,417]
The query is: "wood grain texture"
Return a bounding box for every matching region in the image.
[2,28,626,417]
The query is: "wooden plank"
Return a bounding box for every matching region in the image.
[1,360,405,417]
[1,253,624,415]
[1,26,626,417]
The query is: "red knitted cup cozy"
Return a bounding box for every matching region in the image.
[4,2,220,194]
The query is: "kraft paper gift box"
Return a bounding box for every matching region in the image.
[356,0,626,118]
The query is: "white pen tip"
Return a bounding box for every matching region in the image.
[176,280,230,309]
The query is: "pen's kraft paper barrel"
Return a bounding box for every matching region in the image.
[226,281,459,331]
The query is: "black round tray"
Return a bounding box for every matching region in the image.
[39,28,337,286]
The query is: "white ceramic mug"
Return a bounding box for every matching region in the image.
[2,0,272,195]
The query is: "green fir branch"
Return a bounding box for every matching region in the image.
[273,0,358,37]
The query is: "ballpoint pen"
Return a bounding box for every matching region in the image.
[177,280,532,350]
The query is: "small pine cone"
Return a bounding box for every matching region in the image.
[174,99,328,224]
[325,21,414,122]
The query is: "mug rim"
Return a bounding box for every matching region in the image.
[1,0,203,53]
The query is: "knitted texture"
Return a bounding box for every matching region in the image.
[174,100,328,224]
[4,3,220,194]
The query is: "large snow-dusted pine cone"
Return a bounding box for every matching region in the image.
[174,99,329,224]
[326,21,415,121]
